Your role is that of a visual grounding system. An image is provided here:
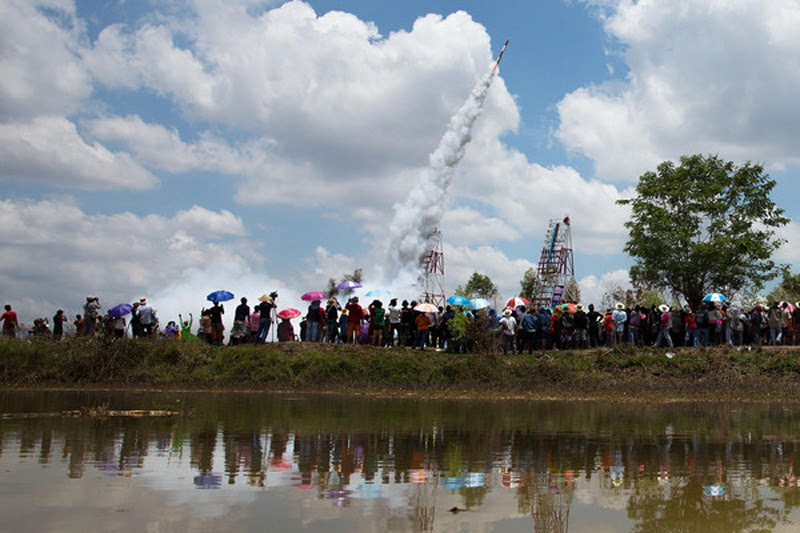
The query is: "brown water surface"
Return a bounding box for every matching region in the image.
[1,391,799,532]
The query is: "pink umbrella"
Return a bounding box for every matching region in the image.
[301,291,325,301]
[277,308,301,320]
[506,297,530,309]
[779,301,796,312]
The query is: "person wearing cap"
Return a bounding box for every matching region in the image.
[136,297,154,337]
[653,304,673,347]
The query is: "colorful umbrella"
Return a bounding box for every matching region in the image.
[703,293,727,303]
[207,290,234,303]
[336,281,362,290]
[506,297,530,309]
[560,303,577,314]
[301,291,326,301]
[365,289,391,297]
[277,308,301,320]
[446,295,472,307]
[108,304,133,318]
[471,298,491,310]
[414,302,438,313]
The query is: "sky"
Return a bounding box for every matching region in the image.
[3,0,800,328]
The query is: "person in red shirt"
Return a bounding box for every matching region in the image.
[346,297,364,343]
[1,305,19,337]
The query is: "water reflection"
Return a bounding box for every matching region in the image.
[1,392,800,532]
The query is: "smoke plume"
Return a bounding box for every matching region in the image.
[385,68,499,287]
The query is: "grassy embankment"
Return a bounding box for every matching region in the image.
[2,338,800,399]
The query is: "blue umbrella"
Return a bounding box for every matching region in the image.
[446,295,472,307]
[207,290,234,303]
[703,293,727,303]
[366,289,391,297]
[471,298,491,310]
[108,304,132,318]
[336,281,362,290]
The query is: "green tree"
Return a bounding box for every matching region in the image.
[325,268,363,299]
[455,272,499,302]
[617,154,789,309]
[767,269,800,305]
[519,268,538,300]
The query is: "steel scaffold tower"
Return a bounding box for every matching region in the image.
[531,216,575,309]
[420,229,446,307]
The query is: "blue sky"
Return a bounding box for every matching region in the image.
[2,0,800,324]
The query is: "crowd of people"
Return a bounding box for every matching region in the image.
[3,293,800,354]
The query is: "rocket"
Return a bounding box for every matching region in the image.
[491,39,509,73]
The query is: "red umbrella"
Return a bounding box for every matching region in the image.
[301,291,325,301]
[277,308,301,320]
[506,297,529,309]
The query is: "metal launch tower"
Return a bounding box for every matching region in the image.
[420,229,446,307]
[531,216,575,309]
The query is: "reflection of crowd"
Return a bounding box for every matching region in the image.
[5,395,800,532]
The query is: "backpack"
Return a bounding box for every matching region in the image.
[560,312,574,329]
[695,309,708,327]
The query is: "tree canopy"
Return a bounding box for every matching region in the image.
[617,154,788,309]
[455,271,499,302]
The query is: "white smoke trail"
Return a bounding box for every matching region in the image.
[385,68,498,287]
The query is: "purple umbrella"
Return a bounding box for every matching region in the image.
[108,304,133,318]
[336,281,362,290]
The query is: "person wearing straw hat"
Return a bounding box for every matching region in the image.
[255,292,277,344]
[499,308,517,355]
[653,304,673,348]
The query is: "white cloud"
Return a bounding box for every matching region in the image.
[457,136,634,255]
[775,221,800,262]
[84,115,252,175]
[560,0,800,180]
[440,207,522,246]
[0,198,256,321]
[443,243,537,299]
[0,0,91,120]
[578,269,631,308]
[83,2,519,207]
[0,116,159,189]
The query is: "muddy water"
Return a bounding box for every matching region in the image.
[1,391,800,532]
